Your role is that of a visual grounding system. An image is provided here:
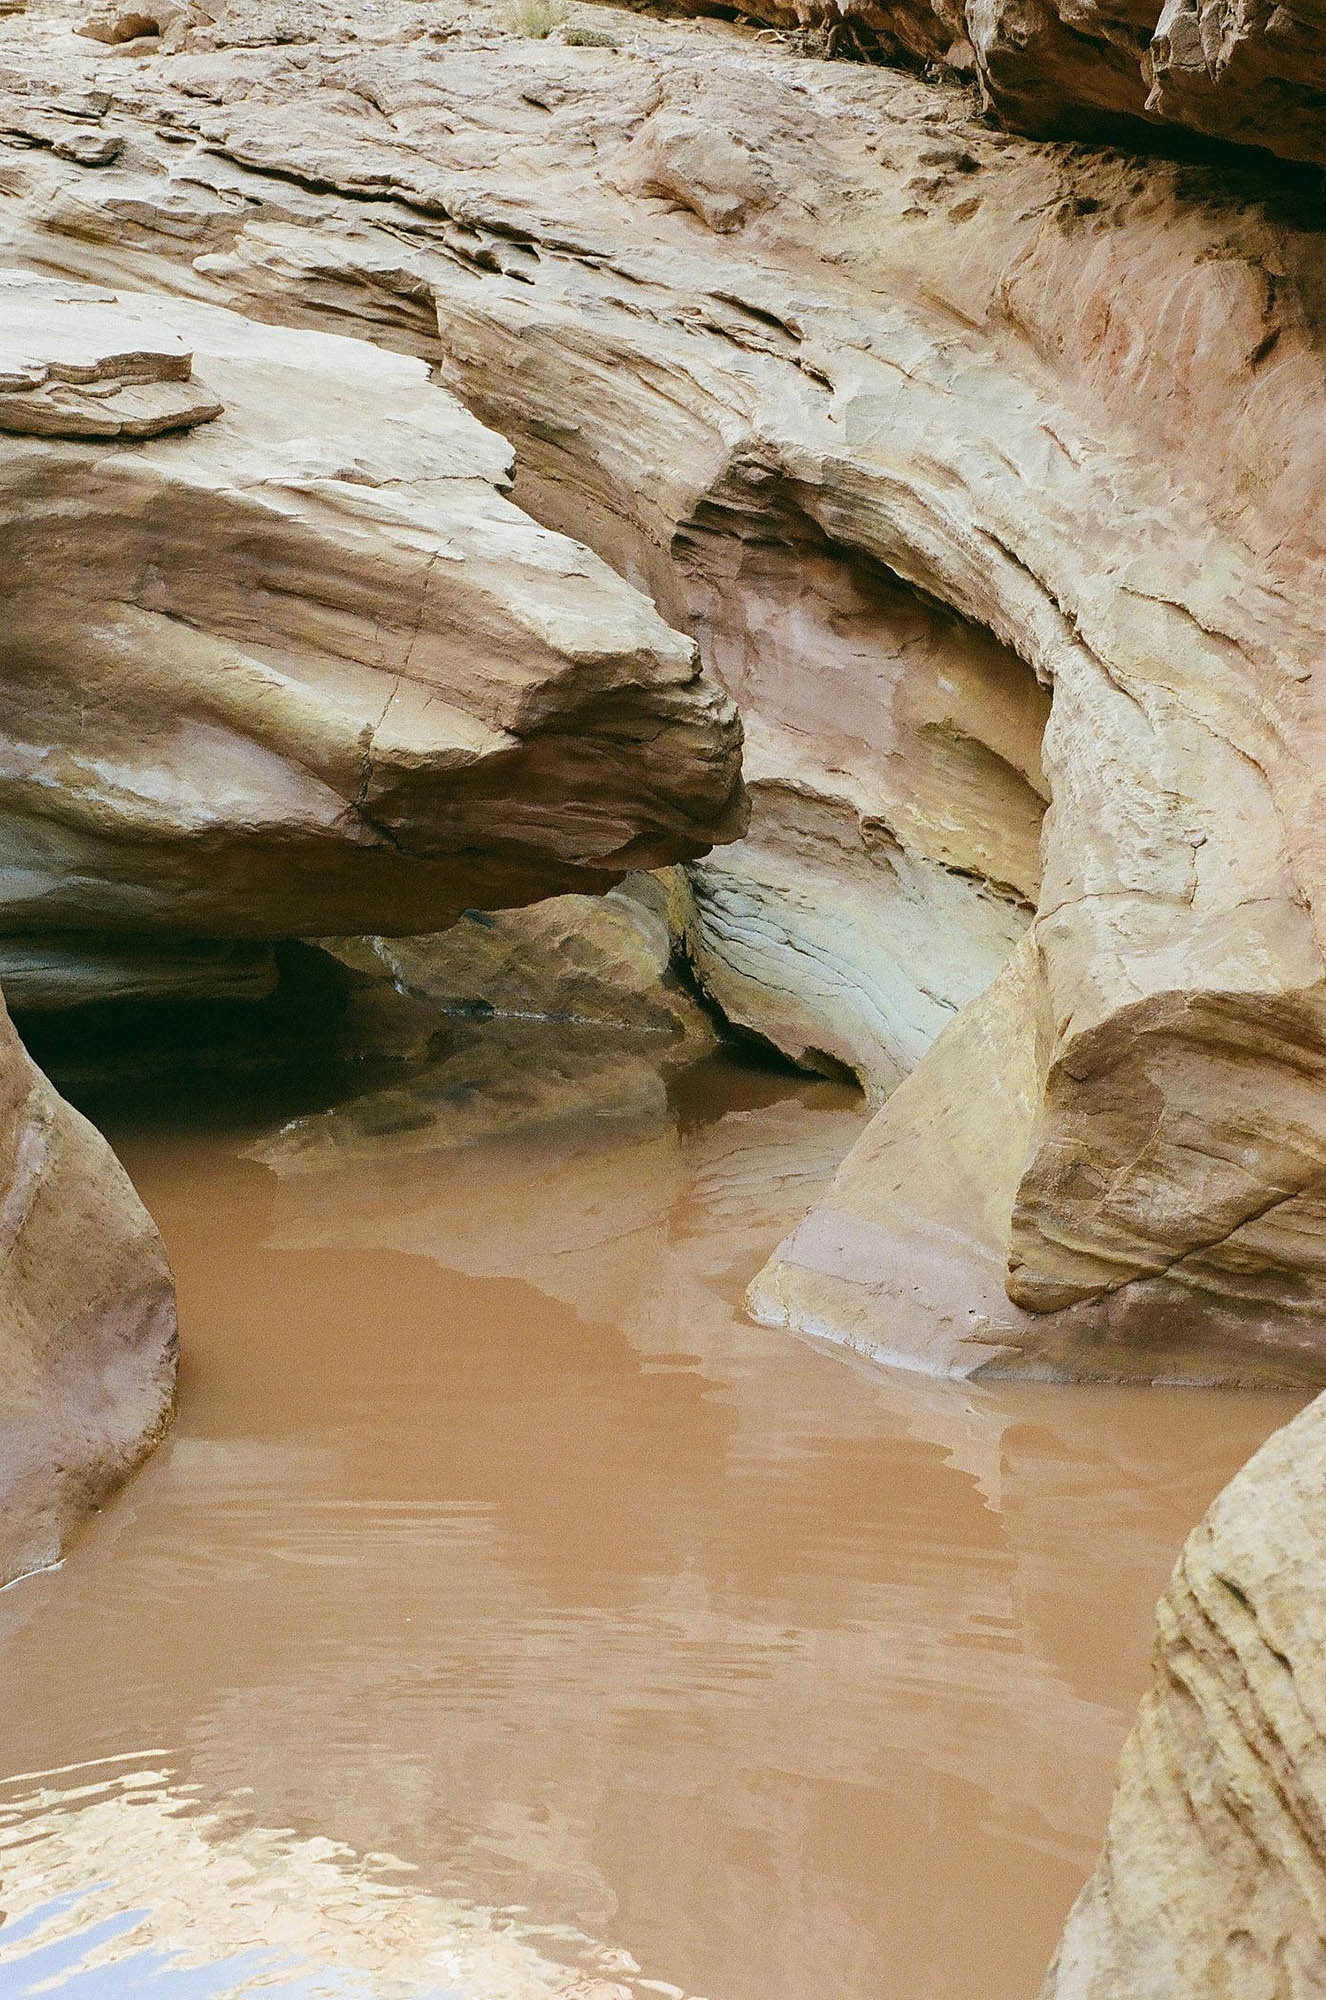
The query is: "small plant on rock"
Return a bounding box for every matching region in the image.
[504,0,569,35]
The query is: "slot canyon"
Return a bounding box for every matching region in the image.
[0,0,1323,1991]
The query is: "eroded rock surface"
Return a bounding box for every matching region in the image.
[1,0,1325,1377]
[597,0,1326,169]
[0,270,220,434]
[0,268,743,943]
[5,0,1048,1090]
[0,934,278,1011]
[0,986,177,1585]
[1041,1388,1326,1997]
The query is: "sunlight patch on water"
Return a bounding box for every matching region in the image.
[0,1766,659,2000]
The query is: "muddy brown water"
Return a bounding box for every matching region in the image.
[0,1051,1305,2000]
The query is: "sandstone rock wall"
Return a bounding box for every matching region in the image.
[1041,1388,1326,1998]
[1,0,1325,1377]
[594,0,1326,170]
[0,267,743,946]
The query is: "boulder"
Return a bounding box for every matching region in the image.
[0,985,177,1585]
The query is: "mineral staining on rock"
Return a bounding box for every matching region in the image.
[0,984,176,1588]
[599,0,1326,169]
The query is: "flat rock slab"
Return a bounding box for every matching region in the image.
[0,271,221,435]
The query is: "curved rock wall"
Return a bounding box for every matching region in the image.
[4,3,1325,1973]
[1,0,1325,1380]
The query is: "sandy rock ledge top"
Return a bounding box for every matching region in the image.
[0,269,222,435]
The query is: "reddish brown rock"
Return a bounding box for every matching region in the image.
[590,0,1326,164]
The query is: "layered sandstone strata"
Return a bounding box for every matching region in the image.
[1,1,1325,1377]
[0,985,177,1586]
[1041,1388,1326,1998]
[2,1,1050,1088]
[595,0,1326,169]
[0,268,743,945]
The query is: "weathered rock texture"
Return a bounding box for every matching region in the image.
[750,930,1326,1389]
[327,874,711,1059]
[600,0,1326,170]
[1,0,1325,1378]
[1041,1387,1326,1998]
[0,985,177,1586]
[7,0,1056,1090]
[0,267,742,943]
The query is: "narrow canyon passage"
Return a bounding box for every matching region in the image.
[0,0,1322,1984]
[0,1051,1302,2000]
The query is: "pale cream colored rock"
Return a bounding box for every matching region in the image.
[667,784,1031,1098]
[749,937,1326,1385]
[748,934,1049,1379]
[76,0,202,45]
[0,269,221,434]
[0,983,177,1586]
[611,110,777,233]
[1041,1388,1326,1998]
[666,553,1045,1093]
[0,270,743,944]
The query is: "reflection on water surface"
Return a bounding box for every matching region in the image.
[0,1051,1304,2000]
